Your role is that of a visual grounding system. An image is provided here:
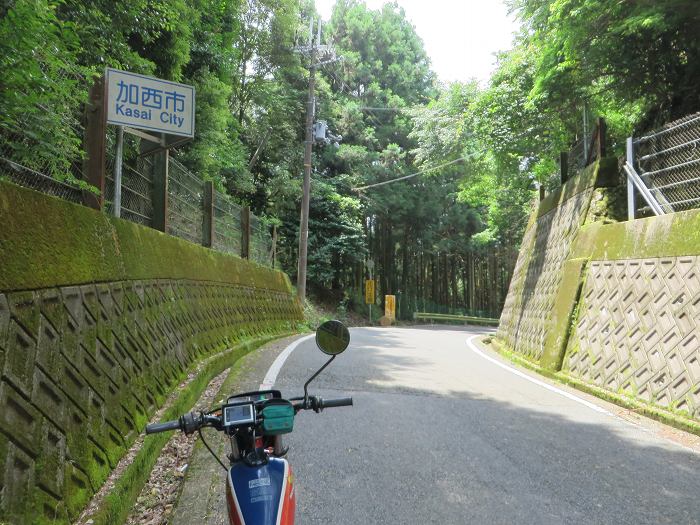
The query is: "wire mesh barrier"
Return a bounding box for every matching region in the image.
[0,155,84,203]
[0,77,87,204]
[633,112,700,213]
[167,158,204,243]
[567,137,587,176]
[250,214,273,266]
[105,150,155,226]
[213,191,243,256]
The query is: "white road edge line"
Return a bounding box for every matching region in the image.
[467,335,700,455]
[466,335,612,416]
[259,334,315,390]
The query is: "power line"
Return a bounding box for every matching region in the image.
[352,156,469,191]
[360,106,408,112]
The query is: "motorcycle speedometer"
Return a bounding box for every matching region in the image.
[222,402,255,427]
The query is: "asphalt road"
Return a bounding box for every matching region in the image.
[274,326,700,525]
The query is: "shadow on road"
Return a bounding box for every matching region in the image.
[287,327,700,524]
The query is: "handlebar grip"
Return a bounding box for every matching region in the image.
[145,419,181,434]
[320,397,353,409]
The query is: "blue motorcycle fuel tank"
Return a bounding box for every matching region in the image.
[226,457,295,525]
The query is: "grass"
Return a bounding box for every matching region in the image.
[84,333,296,525]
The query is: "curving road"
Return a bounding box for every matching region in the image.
[175,326,700,524]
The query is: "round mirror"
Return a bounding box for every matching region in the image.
[315,320,350,356]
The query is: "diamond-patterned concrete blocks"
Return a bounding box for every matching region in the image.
[566,257,700,418]
[499,188,594,359]
[0,278,301,524]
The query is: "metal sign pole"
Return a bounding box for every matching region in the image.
[113,125,124,218]
[367,259,374,326]
[368,276,372,326]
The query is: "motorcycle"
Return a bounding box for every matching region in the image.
[145,320,353,525]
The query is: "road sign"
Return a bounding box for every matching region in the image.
[365,280,375,304]
[105,68,195,137]
[385,295,396,320]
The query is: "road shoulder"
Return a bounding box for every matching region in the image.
[473,334,700,453]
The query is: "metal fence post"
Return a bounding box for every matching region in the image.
[241,205,251,259]
[83,76,106,210]
[113,126,124,217]
[539,184,546,201]
[627,136,636,220]
[152,145,169,231]
[203,181,214,247]
[560,152,569,185]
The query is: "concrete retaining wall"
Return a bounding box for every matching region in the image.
[0,182,303,524]
[497,160,700,423]
[498,158,618,359]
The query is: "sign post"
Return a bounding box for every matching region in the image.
[105,68,195,218]
[113,125,124,217]
[366,259,375,326]
[385,295,396,321]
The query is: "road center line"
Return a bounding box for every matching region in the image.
[260,334,314,390]
[466,335,611,415]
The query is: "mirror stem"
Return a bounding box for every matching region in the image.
[303,355,336,407]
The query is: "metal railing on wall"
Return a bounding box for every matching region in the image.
[626,112,700,218]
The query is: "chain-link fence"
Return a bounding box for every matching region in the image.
[567,137,587,176]
[0,68,87,204]
[0,154,84,203]
[634,112,700,213]
[105,135,155,226]
[250,214,273,266]
[167,158,204,244]
[213,191,243,256]
[2,73,275,267]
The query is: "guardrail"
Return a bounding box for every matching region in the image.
[413,312,499,327]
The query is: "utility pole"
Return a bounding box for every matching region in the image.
[297,20,319,302]
[295,19,340,301]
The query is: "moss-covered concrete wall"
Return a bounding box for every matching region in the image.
[497,158,618,360]
[564,209,700,420]
[497,161,700,424]
[0,181,303,524]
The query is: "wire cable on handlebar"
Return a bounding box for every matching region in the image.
[198,428,228,471]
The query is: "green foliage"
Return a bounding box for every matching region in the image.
[0,0,92,177]
[4,0,698,321]
[509,0,700,128]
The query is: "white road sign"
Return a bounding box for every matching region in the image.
[105,68,195,138]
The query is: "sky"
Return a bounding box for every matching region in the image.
[315,0,519,85]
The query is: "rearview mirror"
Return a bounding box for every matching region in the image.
[316,320,350,355]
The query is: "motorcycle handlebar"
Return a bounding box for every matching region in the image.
[145,419,181,434]
[292,396,354,412]
[145,396,354,434]
[320,397,354,408]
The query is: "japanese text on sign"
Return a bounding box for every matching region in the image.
[106,68,195,137]
[385,295,396,320]
[365,280,375,304]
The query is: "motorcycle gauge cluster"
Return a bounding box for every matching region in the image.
[222,402,255,427]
